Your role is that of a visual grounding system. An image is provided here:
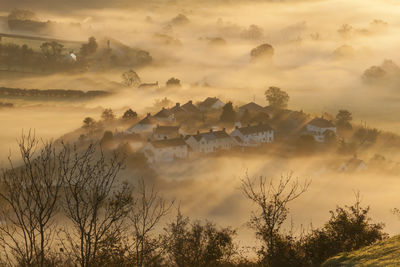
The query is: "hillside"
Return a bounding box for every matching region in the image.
[322,235,400,267]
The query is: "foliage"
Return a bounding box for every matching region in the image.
[0,133,64,267]
[250,44,274,61]
[154,97,173,110]
[0,86,109,99]
[101,130,114,146]
[303,193,387,266]
[122,69,141,87]
[264,87,289,110]
[122,109,138,120]
[80,37,98,57]
[130,179,172,267]
[362,66,387,83]
[241,174,310,266]
[162,211,237,267]
[101,108,116,121]
[220,101,237,123]
[296,134,316,155]
[166,77,181,87]
[242,25,263,40]
[336,110,353,131]
[352,127,380,146]
[60,144,132,267]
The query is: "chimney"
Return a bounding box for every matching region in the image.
[176,103,180,107]
[210,128,213,133]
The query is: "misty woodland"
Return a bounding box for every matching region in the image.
[1,0,400,266]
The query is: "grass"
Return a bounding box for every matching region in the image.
[0,36,82,53]
[322,235,400,267]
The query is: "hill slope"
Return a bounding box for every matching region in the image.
[322,235,400,267]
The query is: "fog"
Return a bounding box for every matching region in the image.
[1,0,400,251]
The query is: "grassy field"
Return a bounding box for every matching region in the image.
[0,33,83,52]
[322,235,400,267]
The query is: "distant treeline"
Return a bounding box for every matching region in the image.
[0,102,14,108]
[0,86,110,99]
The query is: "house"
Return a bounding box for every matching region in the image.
[181,100,201,114]
[126,113,156,134]
[169,103,187,117]
[306,117,337,142]
[153,107,175,122]
[185,129,234,154]
[273,110,309,137]
[338,157,367,172]
[197,97,225,111]
[143,138,189,163]
[230,123,274,147]
[152,125,181,140]
[138,82,159,90]
[64,52,77,62]
[238,102,265,115]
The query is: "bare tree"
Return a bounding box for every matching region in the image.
[130,178,172,267]
[60,143,132,267]
[0,133,64,267]
[241,173,310,265]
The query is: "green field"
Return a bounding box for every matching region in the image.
[322,235,400,267]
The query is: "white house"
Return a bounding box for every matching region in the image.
[185,129,234,154]
[152,125,181,140]
[230,123,274,147]
[143,138,189,163]
[153,108,175,122]
[197,97,225,111]
[126,113,156,134]
[306,118,336,142]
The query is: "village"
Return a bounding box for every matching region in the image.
[96,94,370,172]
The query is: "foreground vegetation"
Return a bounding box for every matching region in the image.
[322,235,400,267]
[0,132,390,267]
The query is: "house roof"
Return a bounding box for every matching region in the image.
[191,130,230,141]
[235,124,273,135]
[198,97,223,109]
[154,108,173,118]
[308,118,335,128]
[233,136,243,143]
[264,105,277,114]
[153,125,180,134]
[182,101,201,113]
[136,115,155,125]
[169,103,186,114]
[150,138,187,148]
[239,102,265,112]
